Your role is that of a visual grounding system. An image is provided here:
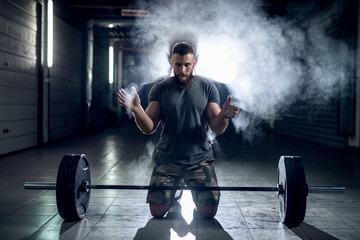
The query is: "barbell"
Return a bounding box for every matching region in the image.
[23,154,345,227]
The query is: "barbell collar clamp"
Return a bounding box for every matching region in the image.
[277,184,284,195]
[82,181,90,193]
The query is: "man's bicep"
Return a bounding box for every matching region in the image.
[206,102,221,121]
[145,101,161,126]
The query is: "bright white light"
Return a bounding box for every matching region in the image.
[196,36,246,85]
[179,190,195,225]
[109,46,114,84]
[47,0,53,68]
[170,228,195,240]
[108,24,114,28]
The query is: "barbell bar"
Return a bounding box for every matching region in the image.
[23,154,345,228]
[24,182,344,193]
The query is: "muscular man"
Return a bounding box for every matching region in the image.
[117,42,239,219]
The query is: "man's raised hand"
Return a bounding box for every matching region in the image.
[221,96,240,119]
[116,86,140,112]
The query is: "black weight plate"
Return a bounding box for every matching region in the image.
[56,155,72,220]
[56,154,91,221]
[73,154,91,220]
[277,156,296,227]
[292,156,307,226]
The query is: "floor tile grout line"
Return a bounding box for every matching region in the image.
[94,151,133,182]
[3,190,52,220]
[95,149,118,163]
[327,207,355,230]
[82,195,122,240]
[95,141,155,186]
[93,143,151,183]
[82,199,151,240]
[297,225,312,240]
[24,213,59,240]
[236,198,256,240]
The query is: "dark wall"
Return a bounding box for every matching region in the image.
[0,0,39,155]
[89,26,111,130]
[49,16,84,141]
[0,0,85,155]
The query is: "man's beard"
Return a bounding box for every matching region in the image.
[173,72,195,89]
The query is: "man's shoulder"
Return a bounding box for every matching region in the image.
[195,76,218,89]
[153,76,173,88]
[149,77,173,99]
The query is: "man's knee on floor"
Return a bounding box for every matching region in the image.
[197,205,218,219]
[149,204,171,218]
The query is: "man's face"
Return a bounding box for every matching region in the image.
[171,53,196,83]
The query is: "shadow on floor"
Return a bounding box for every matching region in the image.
[133,204,233,240]
[290,223,340,240]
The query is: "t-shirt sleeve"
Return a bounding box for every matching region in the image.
[208,83,220,105]
[148,83,160,103]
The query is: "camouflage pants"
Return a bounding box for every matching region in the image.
[146,154,220,206]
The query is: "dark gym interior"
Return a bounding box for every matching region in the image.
[0,0,359,239]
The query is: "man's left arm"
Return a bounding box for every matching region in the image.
[207,96,240,135]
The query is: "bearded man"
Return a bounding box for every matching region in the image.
[117,41,239,218]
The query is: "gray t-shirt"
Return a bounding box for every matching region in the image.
[148,76,220,165]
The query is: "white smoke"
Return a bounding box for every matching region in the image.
[129,0,353,134]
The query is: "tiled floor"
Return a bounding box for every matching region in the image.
[0,125,359,240]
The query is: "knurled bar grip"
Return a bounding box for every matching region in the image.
[23,182,345,192]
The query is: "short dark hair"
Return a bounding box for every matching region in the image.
[172,41,195,56]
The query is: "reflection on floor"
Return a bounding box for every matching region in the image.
[0,126,359,240]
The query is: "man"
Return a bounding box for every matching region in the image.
[117,42,239,219]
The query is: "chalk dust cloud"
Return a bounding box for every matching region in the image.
[127,0,352,135]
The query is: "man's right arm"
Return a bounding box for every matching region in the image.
[117,88,160,135]
[132,101,160,135]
